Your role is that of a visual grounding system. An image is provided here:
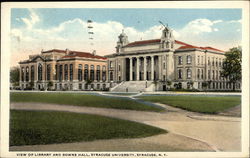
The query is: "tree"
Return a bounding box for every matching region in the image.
[10,66,20,87]
[202,81,208,91]
[47,81,53,90]
[221,47,242,91]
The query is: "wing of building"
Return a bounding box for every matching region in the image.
[18,26,241,92]
[19,49,109,90]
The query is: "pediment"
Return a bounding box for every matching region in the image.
[31,56,45,62]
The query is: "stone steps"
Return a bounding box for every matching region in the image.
[111,81,153,92]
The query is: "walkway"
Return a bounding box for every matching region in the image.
[10,101,241,152]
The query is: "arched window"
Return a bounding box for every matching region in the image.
[47,64,51,81]
[31,66,34,81]
[178,69,182,79]
[59,65,63,81]
[96,65,100,81]
[90,65,95,81]
[102,66,106,81]
[69,64,73,81]
[64,64,68,80]
[187,55,192,64]
[187,69,191,79]
[84,64,89,81]
[78,64,82,81]
[21,67,25,81]
[25,66,29,81]
[38,64,42,81]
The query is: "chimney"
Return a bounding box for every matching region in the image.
[92,50,96,56]
[66,48,70,55]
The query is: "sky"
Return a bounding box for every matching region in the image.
[10,8,242,66]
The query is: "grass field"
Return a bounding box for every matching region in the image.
[139,95,241,114]
[10,92,163,112]
[10,110,166,146]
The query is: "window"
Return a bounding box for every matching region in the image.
[212,58,214,66]
[70,64,73,81]
[47,64,51,81]
[25,66,29,81]
[201,69,204,79]
[208,57,210,65]
[201,56,203,65]
[90,65,95,81]
[97,84,100,89]
[110,71,113,81]
[64,64,68,80]
[55,65,58,80]
[212,70,215,80]
[84,64,89,81]
[21,67,24,81]
[197,56,200,65]
[79,83,82,90]
[178,69,182,79]
[187,55,192,64]
[38,64,42,81]
[197,69,200,79]
[78,64,82,81]
[178,56,183,65]
[110,61,113,68]
[216,58,218,67]
[208,70,211,79]
[187,69,192,79]
[59,65,63,81]
[163,62,166,69]
[96,65,100,81]
[171,42,174,48]
[31,66,34,81]
[102,66,106,81]
[216,70,218,80]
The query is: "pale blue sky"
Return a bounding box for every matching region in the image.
[10,8,242,66]
[11,8,241,31]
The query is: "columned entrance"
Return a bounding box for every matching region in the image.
[125,55,159,81]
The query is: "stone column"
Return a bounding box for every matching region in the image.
[143,56,147,80]
[151,56,154,80]
[129,57,133,81]
[136,57,140,81]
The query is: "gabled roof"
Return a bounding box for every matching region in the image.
[62,51,107,60]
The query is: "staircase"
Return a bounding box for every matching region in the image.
[111,81,154,92]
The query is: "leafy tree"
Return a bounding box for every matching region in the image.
[166,80,172,87]
[202,81,208,91]
[221,47,242,91]
[10,66,20,87]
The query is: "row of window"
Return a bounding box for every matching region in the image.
[178,55,224,67]
[21,64,107,82]
[177,68,227,81]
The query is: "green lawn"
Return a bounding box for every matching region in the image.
[10,110,166,146]
[10,92,163,112]
[139,95,241,114]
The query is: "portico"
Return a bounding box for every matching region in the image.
[125,55,160,81]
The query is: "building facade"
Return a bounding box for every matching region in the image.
[19,49,110,90]
[106,27,241,91]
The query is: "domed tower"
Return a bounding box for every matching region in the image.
[160,26,175,50]
[116,30,129,54]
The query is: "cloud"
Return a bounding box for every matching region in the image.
[228,19,242,23]
[21,9,40,29]
[11,16,241,66]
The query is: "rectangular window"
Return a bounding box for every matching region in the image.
[70,64,73,81]
[178,56,183,65]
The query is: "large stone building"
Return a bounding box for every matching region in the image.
[19,26,241,92]
[19,49,109,90]
[106,26,241,92]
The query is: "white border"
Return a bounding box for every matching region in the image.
[1,1,249,158]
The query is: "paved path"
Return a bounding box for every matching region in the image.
[10,102,241,152]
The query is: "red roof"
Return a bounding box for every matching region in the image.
[62,51,107,60]
[124,38,224,53]
[125,39,161,47]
